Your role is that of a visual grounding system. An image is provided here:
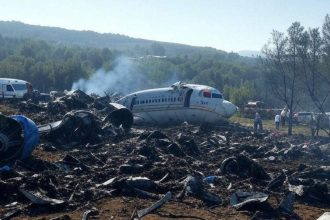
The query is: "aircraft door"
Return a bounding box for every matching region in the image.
[129,96,137,110]
[184,89,193,107]
[1,84,5,98]
[5,84,15,98]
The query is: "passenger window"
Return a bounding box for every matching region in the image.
[6,85,14,92]
[174,98,176,102]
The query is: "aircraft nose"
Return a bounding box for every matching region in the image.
[222,100,238,117]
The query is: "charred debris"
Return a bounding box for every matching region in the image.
[0,90,329,219]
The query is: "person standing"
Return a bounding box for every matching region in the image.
[254,112,263,132]
[281,108,287,127]
[309,116,317,138]
[275,113,280,130]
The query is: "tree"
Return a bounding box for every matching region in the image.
[224,82,257,108]
[323,14,330,69]
[295,17,330,136]
[298,28,330,112]
[262,22,305,135]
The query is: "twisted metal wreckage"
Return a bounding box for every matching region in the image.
[0,102,133,169]
[0,88,329,219]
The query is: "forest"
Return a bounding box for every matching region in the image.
[0,33,264,107]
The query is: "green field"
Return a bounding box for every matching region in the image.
[229,115,327,137]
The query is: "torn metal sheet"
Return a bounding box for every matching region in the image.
[181,175,222,205]
[136,191,172,219]
[230,191,269,210]
[126,177,158,191]
[278,192,295,214]
[288,184,305,196]
[39,110,101,144]
[220,155,271,180]
[1,208,21,220]
[82,208,99,220]
[266,171,286,190]
[19,189,64,205]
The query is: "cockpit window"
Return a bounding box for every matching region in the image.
[203,90,211,98]
[212,93,223,99]
[12,84,27,91]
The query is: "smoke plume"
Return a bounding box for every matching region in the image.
[72,56,151,95]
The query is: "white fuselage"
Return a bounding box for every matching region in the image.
[117,83,237,125]
[0,78,32,99]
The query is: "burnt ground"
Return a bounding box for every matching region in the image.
[0,98,329,220]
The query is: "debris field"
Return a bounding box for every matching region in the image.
[0,90,329,220]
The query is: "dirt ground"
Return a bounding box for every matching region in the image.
[13,197,328,220]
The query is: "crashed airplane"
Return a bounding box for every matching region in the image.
[0,83,236,168]
[118,82,238,124]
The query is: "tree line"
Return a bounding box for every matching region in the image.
[262,14,330,135]
[0,34,263,106]
[0,35,119,91]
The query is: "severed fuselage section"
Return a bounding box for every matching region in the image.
[118,82,237,125]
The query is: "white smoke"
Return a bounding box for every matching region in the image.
[161,72,179,87]
[72,56,151,95]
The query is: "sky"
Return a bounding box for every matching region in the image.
[0,0,329,52]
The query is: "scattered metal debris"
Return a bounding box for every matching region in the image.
[19,189,65,205]
[0,90,329,219]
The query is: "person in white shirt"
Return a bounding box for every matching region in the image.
[281,109,287,127]
[275,113,280,130]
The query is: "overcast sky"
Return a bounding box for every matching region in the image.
[0,0,329,52]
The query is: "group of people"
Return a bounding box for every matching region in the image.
[274,108,290,130]
[254,107,329,137]
[253,107,290,133]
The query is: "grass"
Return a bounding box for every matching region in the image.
[229,115,328,137]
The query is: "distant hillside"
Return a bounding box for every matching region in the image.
[0,21,239,58]
[238,50,262,58]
